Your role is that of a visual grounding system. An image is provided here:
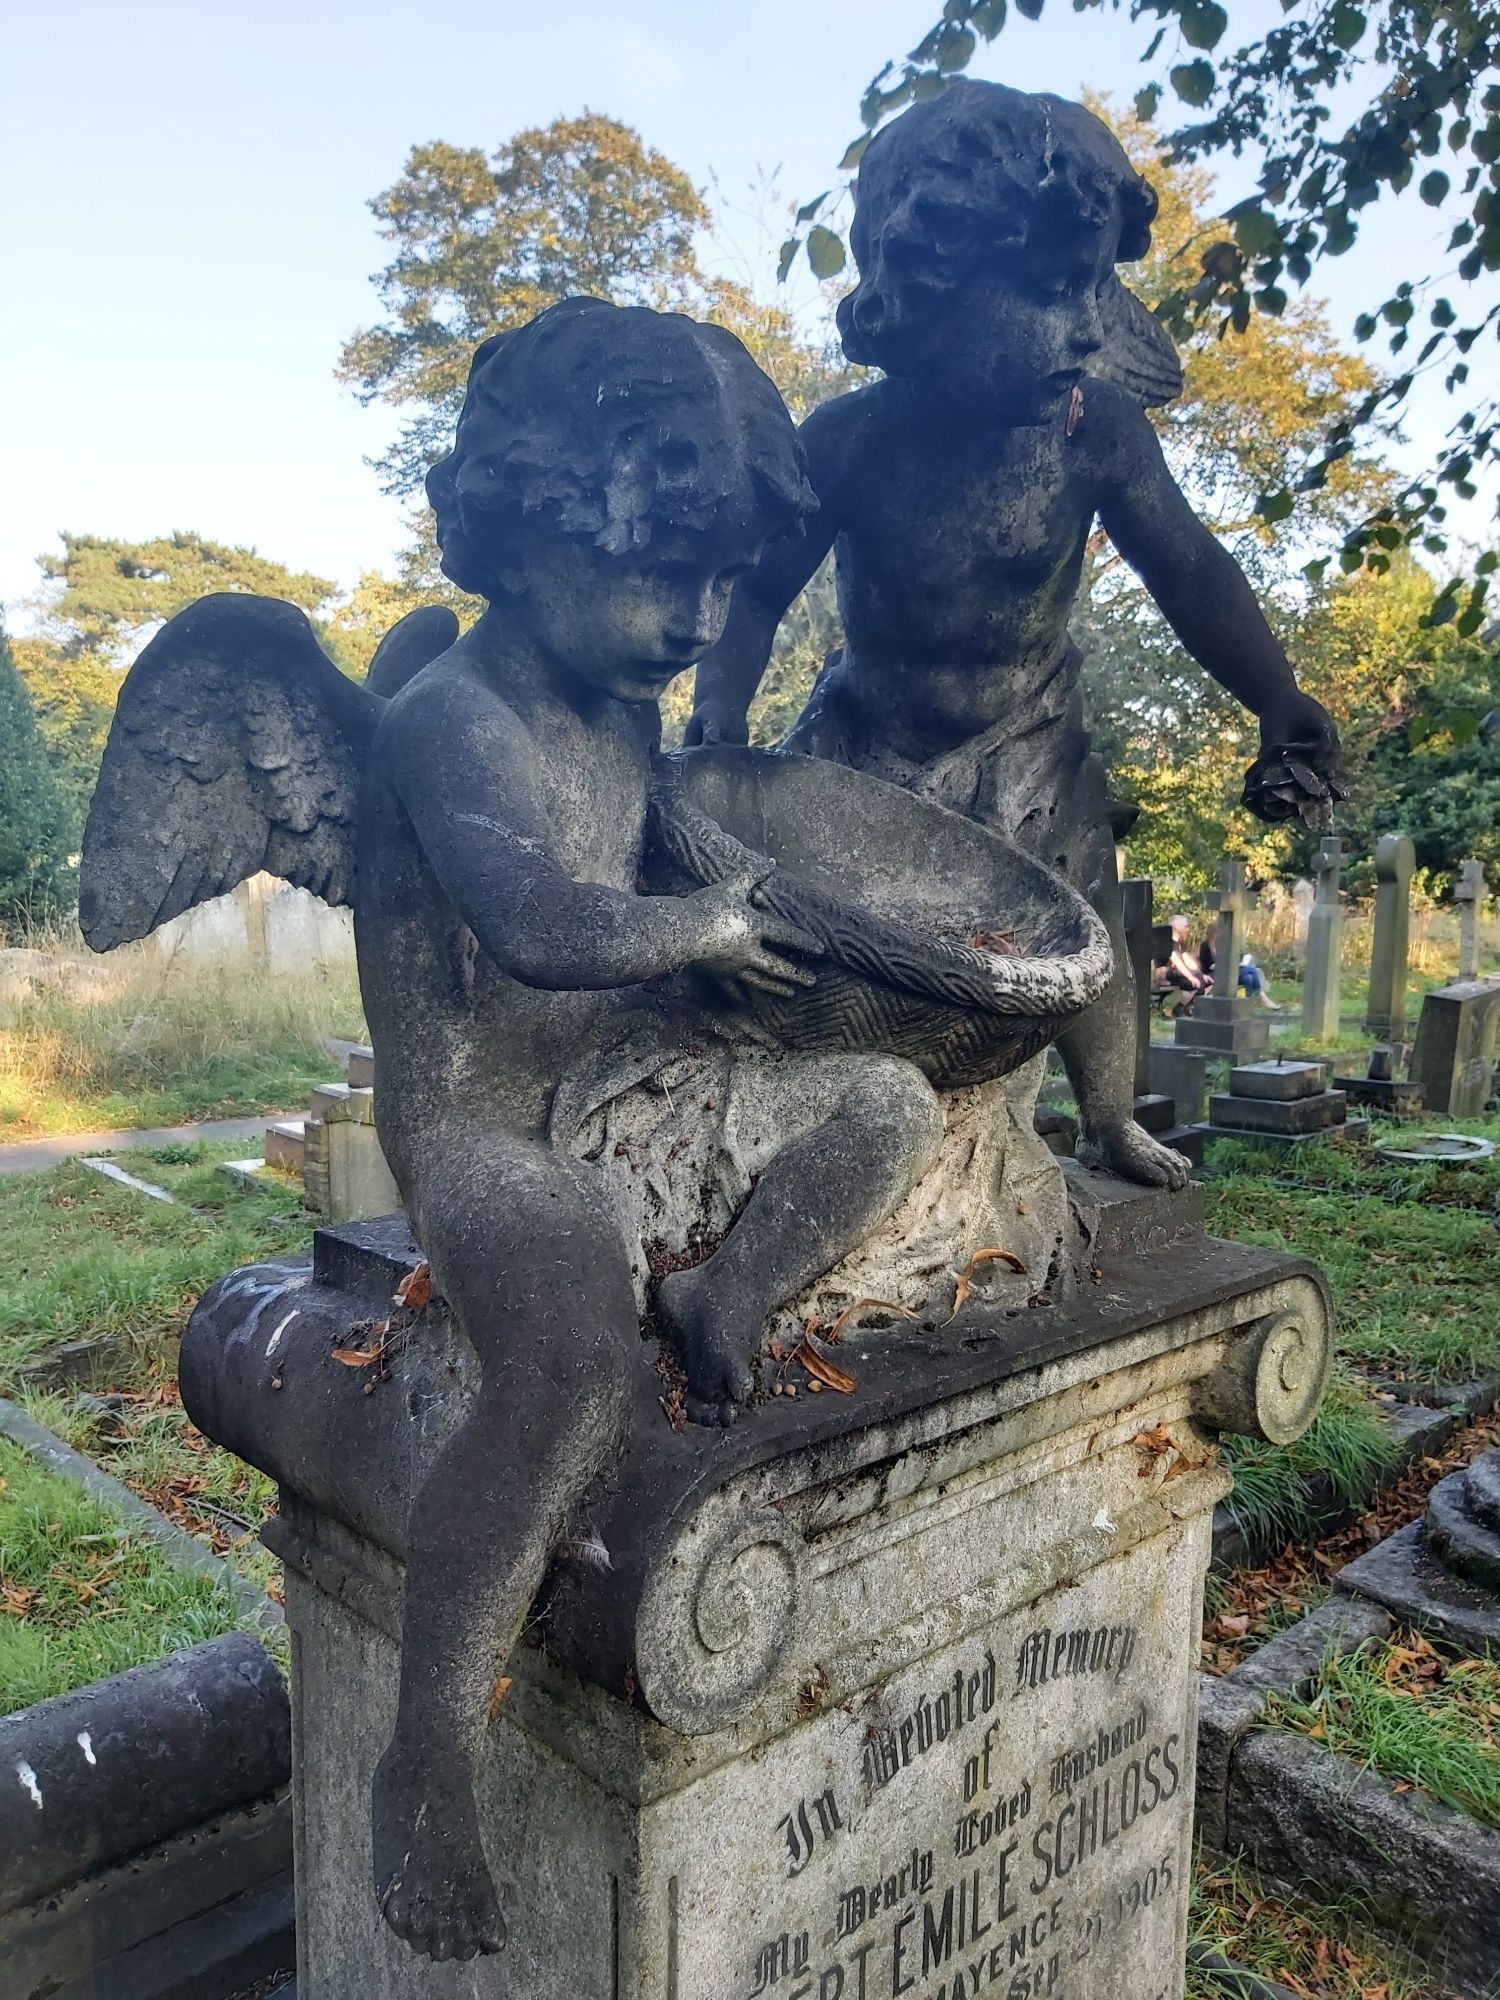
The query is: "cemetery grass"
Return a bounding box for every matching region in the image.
[1269,1627,1500,1833]
[0,1143,312,1598]
[1189,1854,1454,1999]
[1205,1109,1500,1549]
[0,947,364,1138]
[0,1435,246,1711]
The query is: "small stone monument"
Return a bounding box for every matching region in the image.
[1122,879,1202,1166]
[1365,834,1416,1040]
[1172,861,1270,1062]
[1341,1445,1500,1660]
[1456,857,1488,982]
[1299,837,1343,1044]
[1333,1043,1424,1116]
[1196,1058,1368,1152]
[1410,978,1500,1117]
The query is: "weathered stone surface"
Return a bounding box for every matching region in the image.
[1149,1045,1208,1127]
[1332,1068,1425,1114]
[1410,977,1500,1118]
[1365,834,1416,1039]
[1,1799,293,2000]
[1225,1729,1500,1999]
[1425,1466,1500,1592]
[1226,1060,1326,1101]
[187,1209,1330,1997]
[1207,1091,1348,1136]
[1174,1005,1271,1061]
[1228,1596,1391,1695]
[1339,1523,1500,1658]
[1299,837,1342,1044]
[0,1634,289,1915]
[1194,1674,1265,1852]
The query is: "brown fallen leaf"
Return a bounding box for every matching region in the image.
[947,1246,1028,1321]
[394,1261,432,1310]
[332,1340,387,1367]
[826,1296,918,1343]
[794,1335,858,1395]
[487,1675,513,1725]
[1066,383,1085,437]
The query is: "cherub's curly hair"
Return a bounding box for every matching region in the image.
[838,82,1159,367]
[427,298,817,600]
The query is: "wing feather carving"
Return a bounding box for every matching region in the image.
[79,594,380,951]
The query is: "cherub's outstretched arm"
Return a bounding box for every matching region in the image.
[1096,395,1343,825]
[390,682,814,993]
[687,397,851,745]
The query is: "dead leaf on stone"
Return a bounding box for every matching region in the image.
[487,1675,513,1724]
[946,1247,1027,1321]
[1066,383,1085,437]
[394,1261,432,1310]
[826,1297,917,1343]
[332,1325,389,1368]
[794,1336,858,1395]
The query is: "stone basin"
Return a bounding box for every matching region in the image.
[648,746,1113,1087]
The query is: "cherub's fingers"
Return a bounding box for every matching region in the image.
[752,945,817,988]
[759,914,821,959]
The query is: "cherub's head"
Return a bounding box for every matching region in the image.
[428,298,816,702]
[838,81,1159,417]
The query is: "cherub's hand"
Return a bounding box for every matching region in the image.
[690,862,819,999]
[683,703,751,749]
[1242,693,1349,834]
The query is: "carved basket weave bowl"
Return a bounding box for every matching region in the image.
[647,747,1114,1089]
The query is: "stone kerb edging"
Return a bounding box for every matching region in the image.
[1196,1596,1500,1999]
[0,1400,296,2000]
[0,1393,281,1631]
[0,1633,289,1913]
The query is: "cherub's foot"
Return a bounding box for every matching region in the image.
[657,1265,755,1426]
[1076,1116,1191,1193]
[372,1742,505,1962]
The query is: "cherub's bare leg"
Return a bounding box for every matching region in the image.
[1057,837,1190,1192]
[659,1054,943,1423]
[371,1140,634,1962]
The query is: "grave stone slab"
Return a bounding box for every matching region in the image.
[1409,978,1500,1118]
[181,1202,1334,2000]
[1365,835,1416,1039]
[1455,859,1488,983]
[1148,1046,1208,1128]
[1195,1059,1363,1153]
[1299,838,1343,1044]
[1227,1060,1326,1102]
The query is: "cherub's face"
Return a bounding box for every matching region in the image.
[509,522,758,704]
[844,155,1118,418]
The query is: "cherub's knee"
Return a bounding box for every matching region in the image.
[851,1057,945,1173]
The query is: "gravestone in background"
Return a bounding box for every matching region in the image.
[1197,1058,1367,1153]
[1300,838,1343,1045]
[1410,978,1500,1118]
[1456,858,1488,983]
[1172,860,1269,1062]
[1123,880,1203,1164]
[1365,835,1416,1040]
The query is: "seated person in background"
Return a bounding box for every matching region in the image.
[1201,919,1281,1010]
[1160,914,1210,1007]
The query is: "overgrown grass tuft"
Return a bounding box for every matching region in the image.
[0,940,364,1137]
[1271,1628,1500,1832]
[1219,1366,1399,1550]
[0,1436,247,1712]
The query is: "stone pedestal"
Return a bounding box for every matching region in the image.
[181,1184,1331,2000]
[1409,978,1500,1118]
[1333,1045,1424,1116]
[1148,1046,1207,1130]
[1171,994,1270,1062]
[1195,1059,1368,1152]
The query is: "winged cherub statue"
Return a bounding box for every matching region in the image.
[85,297,1096,1961]
[688,81,1348,1191]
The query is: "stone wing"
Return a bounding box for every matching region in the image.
[79,593,380,950]
[1087,276,1184,409]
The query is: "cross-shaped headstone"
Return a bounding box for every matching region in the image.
[1455,857,1487,981]
[1366,833,1416,1039]
[1302,837,1344,1042]
[1208,858,1258,996]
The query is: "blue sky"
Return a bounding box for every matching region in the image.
[2,0,1487,619]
